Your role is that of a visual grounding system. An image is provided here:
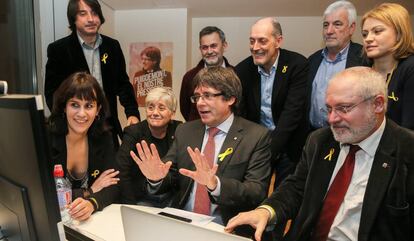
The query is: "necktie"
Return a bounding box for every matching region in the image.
[193,127,220,215]
[311,145,361,241]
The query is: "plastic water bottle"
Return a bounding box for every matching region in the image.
[54,164,72,224]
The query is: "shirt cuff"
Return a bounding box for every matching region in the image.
[146,178,163,194]
[257,205,276,223]
[207,176,221,197]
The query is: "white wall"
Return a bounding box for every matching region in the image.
[114,8,188,122]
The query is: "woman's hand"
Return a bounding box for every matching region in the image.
[68,197,94,221]
[90,169,120,193]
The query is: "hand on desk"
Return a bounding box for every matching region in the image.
[69,198,94,221]
[225,209,270,241]
[91,169,120,193]
[179,147,218,191]
[130,140,172,182]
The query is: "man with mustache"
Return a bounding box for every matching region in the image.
[226,67,414,241]
[235,17,309,189]
[309,0,365,130]
[45,0,139,148]
[180,26,233,121]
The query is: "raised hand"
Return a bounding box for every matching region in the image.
[90,169,120,193]
[179,147,218,190]
[225,209,270,241]
[130,140,172,182]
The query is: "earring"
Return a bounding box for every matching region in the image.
[96,114,101,120]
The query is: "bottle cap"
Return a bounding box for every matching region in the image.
[53,164,64,177]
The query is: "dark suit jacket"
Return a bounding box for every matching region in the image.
[263,119,414,241]
[156,116,272,226]
[235,49,309,164]
[48,130,120,211]
[308,41,365,84]
[45,32,139,138]
[117,120,181,204]
[386,54,414,130]
[179,57,233,121]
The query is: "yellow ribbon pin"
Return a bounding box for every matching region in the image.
[91,170,100,178]
[324,148,335,161]
[282,65,288,73]
[101,53,108,64]
[218,148,233,161]
[388,91,399,102]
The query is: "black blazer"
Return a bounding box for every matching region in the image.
[385,54,414,130]
[263,119,414,241]
[308,41,365,84]
[117,120,182,204]
[157,116,272,226]
[48,130,120,211]
[235,49,309,164]
[45,32,139,138]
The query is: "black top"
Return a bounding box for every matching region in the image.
[48,128,120,211]
[116,120,182,204]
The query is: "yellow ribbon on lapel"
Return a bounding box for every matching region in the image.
[91,170,100,178]
[101,53,108,64]
[282,65,288,73]
[388,91,399,102]
[324,148,335,161]
[218,148,233,161]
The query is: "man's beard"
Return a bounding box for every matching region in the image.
[331,110,377,144]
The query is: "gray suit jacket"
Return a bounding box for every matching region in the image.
[158,116,272,226]
[263,119,414,241]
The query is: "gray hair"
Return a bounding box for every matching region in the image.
[255,17,283,37]
[330,67,388,110]
[199,26,226,43]
[145,87,177,112]
[324,0,357,26]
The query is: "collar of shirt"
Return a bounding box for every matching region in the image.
[204,60,227,69]
[205,113,234,135]
[257,54,279,77]
[340,118,386,157]
[77,32,102,50]
[321,43,350,64]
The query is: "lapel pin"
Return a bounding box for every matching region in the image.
[91,170,100,178]
[382,163,389,168]
[324,148,335,161]
[388,92,399,102]
[218,148,233,161]
[101,53,108,64]
[282,65,288,73]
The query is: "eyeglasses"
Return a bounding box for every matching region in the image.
[324,96,375,116]
[190,92,223,103]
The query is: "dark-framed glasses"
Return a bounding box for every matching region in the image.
[190,92,223,103]
[324,96,375,116]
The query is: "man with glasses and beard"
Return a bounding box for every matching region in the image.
[226,67,414,241]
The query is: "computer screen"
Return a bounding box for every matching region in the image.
[0,94,60,241]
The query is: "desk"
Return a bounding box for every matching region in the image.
[63,204,225,241]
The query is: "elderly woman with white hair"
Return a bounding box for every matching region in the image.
[117,87,181,206]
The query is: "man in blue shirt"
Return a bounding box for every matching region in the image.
[308,0,365,130]
[235,17,309,188]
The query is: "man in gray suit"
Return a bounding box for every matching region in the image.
[226,67,414,241]
[130,67,272,236]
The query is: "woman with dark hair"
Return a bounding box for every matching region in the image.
[132,46,172,106]
[48,72,119,221]
[361,3,414,129]
[117,87,181,206]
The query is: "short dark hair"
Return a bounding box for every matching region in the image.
[67,0,105,32]
[141,46,161,70]
[49,72,109,137]
[199,26,226,43]
[192,67,242,113]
